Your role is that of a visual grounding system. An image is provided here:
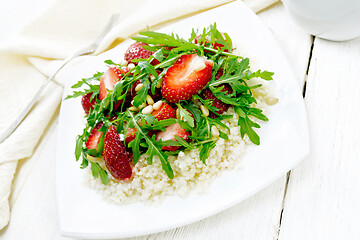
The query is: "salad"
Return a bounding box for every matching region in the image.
[66,23,274,187]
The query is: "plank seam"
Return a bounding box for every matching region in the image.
[303,36,315,98]
[276,171,291,240]
[276,35,315,240]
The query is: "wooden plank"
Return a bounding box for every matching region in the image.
[134,4,312,240]
[278,37,360,239]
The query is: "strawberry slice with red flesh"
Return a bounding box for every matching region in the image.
[104,125,132,180]
[124,42,159,65]
[201,84,233,117]
[125,127,137,145]
[155,123,191,151]
[86,122,103,150]
[81,93,97,114]
[161,54,213,103]
[99,67,121,100]
[151,102,176,121]
[124,128,158,145]
[215,68,224,80]
[120,66,131,76]
[125,103,175,144]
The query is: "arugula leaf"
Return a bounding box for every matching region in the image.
[199,141,216,164]
[65,85,99,100]
[133,78,151,107]
[237,114,261,145]
[174,135,193,149]
[132,31,184,47]
[138,61,158,79]
[104,59,121,66]
[248,108,269,122]
[80,155,88,169]
[183,102,201,123]
[73,72,103,86]
[247,69,274,80]
[193,95,220,114]
[90,161,109,185]
[128,129,142,163]
[176,103,194,128]
[75,136,83,161]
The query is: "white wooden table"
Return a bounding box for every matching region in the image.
[1,2,360,240]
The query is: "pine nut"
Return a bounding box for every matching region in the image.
[265,97,279,105]
[139,102,147,109]
[135,83,144,92]
[128,63,136,69]
[211,125,220,138]
[150,75,156,82]
[142,105,153,114]
[120,60,128,66]
[156,78,163,88]
[86,154,102,162]
[129,106,139,112]
[131,100,134,105]
[146,95,154,105]
[194,62,206,71]
[200,105,209,117]
[153,100,163,110]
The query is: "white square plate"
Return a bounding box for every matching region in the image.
[56,1,309,239]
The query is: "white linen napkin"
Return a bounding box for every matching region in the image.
[0,0,278,230]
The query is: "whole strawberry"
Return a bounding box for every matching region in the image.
[161,54,213,103]
[124,42,159,64]
[104,125,132,180]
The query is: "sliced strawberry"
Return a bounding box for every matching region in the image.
[149,87,161,100]
[155,123,191,151]
[161,54,213,103]
[120,66,131,76]
[151,102,176,121]
[104,125,132,180]
[81,93,97,114]
[99,67,121,100]
[86,122,103,150]
[124,42,159,64]
[201,84,233,117]
[125,127,157,145]
[215,68,224,80]
[125,127,137,145]
[194,33,229,52]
